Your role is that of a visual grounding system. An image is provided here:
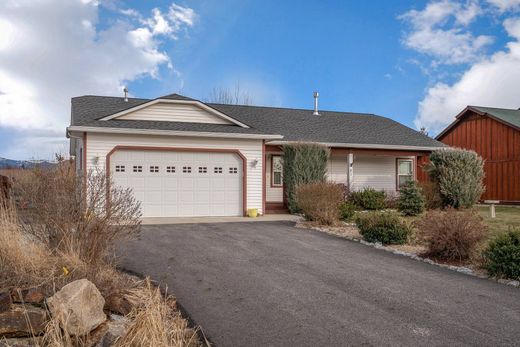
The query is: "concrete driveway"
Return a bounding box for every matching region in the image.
[118,221,520,347]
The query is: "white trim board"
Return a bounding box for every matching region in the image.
[67,126,284,140]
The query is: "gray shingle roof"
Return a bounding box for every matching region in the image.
[70,94,444,148]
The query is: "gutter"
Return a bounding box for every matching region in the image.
[266,140,446,152]
[66,126,284,140]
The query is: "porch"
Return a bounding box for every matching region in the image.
[263,145,429,214]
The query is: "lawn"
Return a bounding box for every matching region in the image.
[476,205,520,236]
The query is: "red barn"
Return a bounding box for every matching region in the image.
[436,106,520,203]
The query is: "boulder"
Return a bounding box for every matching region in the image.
[0,305,47,338]
[97,314,130,347]
[46,279,106,336]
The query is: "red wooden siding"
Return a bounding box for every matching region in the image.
[438,111,520,202]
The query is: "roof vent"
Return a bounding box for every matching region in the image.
[123,86,128,102]
[313,91,319,116]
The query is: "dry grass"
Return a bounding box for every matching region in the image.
[115,280,201,347]
[1,164,203,347]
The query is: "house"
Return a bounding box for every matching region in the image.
[67,92,444,217]
[436,106,520,203]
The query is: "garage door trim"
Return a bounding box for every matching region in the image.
[106,145,247,216]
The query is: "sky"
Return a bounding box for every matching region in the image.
[1,0,520,159]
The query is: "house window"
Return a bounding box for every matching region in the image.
[214,167,223,174]
[183,166,191,173]
[115,165,125,172]
[79,148,83,170]
[199,166,207,173]
[397,159,413,189]
[133,165,142,173]
[166,166,175,173]
[150,166,159,173]
[271,155,283,187]
[229,167,238,174]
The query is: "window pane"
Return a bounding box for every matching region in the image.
[273,172,282,185]
[398,160,412,175]
[273,156,283,172]
[399,175,412,187]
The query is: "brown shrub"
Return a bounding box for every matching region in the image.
[295,182,344,225]
[14,160,141,265]
[418,181,443,210]
[414,208,488,261]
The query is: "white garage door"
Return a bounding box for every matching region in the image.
[110,150,243,217]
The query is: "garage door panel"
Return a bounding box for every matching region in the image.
[111,150,242,217]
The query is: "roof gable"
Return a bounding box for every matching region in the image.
[98,97,250,128]
[436,106,520,140]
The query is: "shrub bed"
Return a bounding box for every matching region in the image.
[350,188,386,210]
[295,182,344,225]
[415,209,488,261]
[355,211,410,245]
[484,228,520,280]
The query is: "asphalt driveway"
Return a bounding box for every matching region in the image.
[118,221,520,346]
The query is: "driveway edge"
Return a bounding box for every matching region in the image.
[295,222,520,289]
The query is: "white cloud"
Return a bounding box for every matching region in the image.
[414,17,520,134]
[0,0,195,158]
[400,0,493,64]
[486,0,520,12]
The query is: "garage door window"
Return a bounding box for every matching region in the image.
[133,165,142,172]
[115,165,125,172]
[214,167,223,174]
[166,166,175,173]
[229,167,238,174]
[198,166,207,173]
[150,166,159,173]
[183,166,191,173]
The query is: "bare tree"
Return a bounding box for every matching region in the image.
[206,82,253,105]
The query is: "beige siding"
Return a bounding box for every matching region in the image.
[351,155,413,192]
[85,133,264,214]
[327,156,348,184]
[117,102,233,124]
[266,155,283,202]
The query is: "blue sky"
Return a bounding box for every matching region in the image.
[1,0,520,159]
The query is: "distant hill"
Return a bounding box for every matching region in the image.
[0,157,56,169]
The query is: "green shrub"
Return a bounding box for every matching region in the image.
[415,209,488,261]
[295,182,343,225]
[484,228,520,280]
[355,211,410,244]
[398,181,426,216]
[282,143,329,213]
[425,149,485,208]
[350,188,386,210]
[339,201,356,221]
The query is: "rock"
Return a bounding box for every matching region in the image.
[105,291,133,316]
[0,336,41,346]
[0,304,48,338]
[10,288,45,305]
[83,321,109,347]
[0,291,12,313]
[46,279,106,336]
[97,314,130,347]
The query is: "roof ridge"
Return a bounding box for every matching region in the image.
[208,102,377,116]
[470,105,520,112]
